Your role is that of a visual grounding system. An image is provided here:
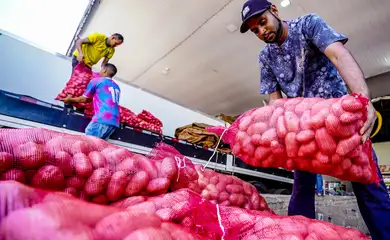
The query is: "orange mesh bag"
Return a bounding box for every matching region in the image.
[0,128,179,204]
[0,181,205,240]
[208,94,379,184]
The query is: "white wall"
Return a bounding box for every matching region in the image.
[0,31,224,136]
[373,142,390,165]
[0,0,89,55]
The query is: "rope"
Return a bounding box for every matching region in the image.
[201,128,228,171]
[174,156,187,182]
[216,204,226,240]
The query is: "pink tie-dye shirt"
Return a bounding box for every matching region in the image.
[83,77,121,127]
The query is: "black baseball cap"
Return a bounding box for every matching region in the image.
[240,0,272,33]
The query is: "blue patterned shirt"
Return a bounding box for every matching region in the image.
[259,14,349,99]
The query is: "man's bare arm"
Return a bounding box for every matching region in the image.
[61,95,89,104]
[324,42,376,142]
[324,42,369,98]
[75,38,91,58]
[102,58,109,67]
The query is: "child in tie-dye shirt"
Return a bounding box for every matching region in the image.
[60,63,120,140]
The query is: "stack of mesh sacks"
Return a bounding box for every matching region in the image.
[0,128,369,239]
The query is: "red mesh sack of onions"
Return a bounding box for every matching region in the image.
[138,110,163,128]
[147,143,270,211]
[191,164,271,211]
[134,120,163,134]
[148,143,199,191]
[55,63,94,111]
[119,106,139,126]
[208,94,379,184]
[0,181,205,240]
[0,128,179,204]
[191,196,369,240]
[113,189,226,239]
[113,189,368,240]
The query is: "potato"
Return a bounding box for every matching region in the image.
[315,128,336,155]
[239,116,253,131]
[226,184,244,194]
[296,130,315,143]
[91,194,108,205]
[269,107,284,127]
[73,153,93,178]
[336,135,361,156]
[260,128,278,146]
[55,151,74,177]
[14,142,46,170]
[125,171,149,196]
[88,151,106,169]
[145,177,170,195]
[123,227,171,240]
[111,196,147,209]
[64,187,79,197]
[95,211,161,240]
[285,133,299,158]
[0,152,13,172]
[341,95,363,112]
[307,222,341,240]
[284,111,300,133]
[134,155,158,179]
[1,169,26,183]
[70,141,91,155]
[84,168,112,196]
[247,122,268,136]
[66,176,87,190]
[252,106,274,122]
[161,222,201,240]
[160,157,178,180]
[299,110,311,130]
[107,171,128,201]
[218,191,230,202]
[32,165,65,190]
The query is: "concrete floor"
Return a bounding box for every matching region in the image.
[262,194,369,235]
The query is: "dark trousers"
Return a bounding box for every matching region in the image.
[71,56,91,72]
[71,56,79,73]
[288,148,390,240]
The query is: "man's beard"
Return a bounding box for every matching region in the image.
[264,14,283,44]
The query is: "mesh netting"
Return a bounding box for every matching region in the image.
[208,94,379,184]
[148,143,270,211]
[0,181,204,240]
[115,188,368,240]
[0,128,178,203]
[0,128,270,211]
[55,63,94,116]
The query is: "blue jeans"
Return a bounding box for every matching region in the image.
[315,174,323,195]
[288,148,390,240]
[85,122,116,140]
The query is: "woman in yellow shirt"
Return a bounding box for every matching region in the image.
[72,32,123,71]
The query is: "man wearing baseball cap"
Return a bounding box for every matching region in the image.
[240,0,390,238]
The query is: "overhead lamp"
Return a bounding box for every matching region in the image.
[281,0,290,7]
[162,67,170,75]
[226,24,238,33]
